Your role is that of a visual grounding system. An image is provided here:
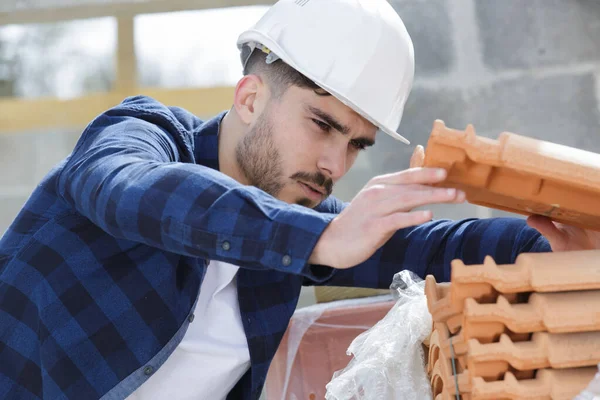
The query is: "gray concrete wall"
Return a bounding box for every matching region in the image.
[2,0,600,236]
[333,0,600,223]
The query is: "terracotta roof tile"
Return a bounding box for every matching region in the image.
[463,290,600,337]
[471,368,597,399]
[411,120,600,230]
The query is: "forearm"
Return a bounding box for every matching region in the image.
[57,118,336,279]
[311,217,551,288]
[408,217,550,281]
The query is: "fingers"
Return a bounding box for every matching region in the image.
[369,167,448,187]
[382,210,434,232]
[362,183,466,215]
[379,187,465,215]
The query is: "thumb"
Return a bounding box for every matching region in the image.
[527,215,565,250]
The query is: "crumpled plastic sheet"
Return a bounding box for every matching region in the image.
[575,364,600,400]
[324,270,433,400]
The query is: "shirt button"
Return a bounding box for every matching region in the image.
[188,314,195,323]
[282,255,292,266]
[221,241,231,251]
[144,366,154,375]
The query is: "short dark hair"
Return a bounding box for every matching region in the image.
[242,47,330,98]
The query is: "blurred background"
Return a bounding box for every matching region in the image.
[1,0,600,310]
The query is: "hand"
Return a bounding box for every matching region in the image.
[309,167,465,269]
[526,214,600,251]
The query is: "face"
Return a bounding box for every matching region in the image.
[235,83,378,208]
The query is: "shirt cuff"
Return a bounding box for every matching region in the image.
[261,206,337,282]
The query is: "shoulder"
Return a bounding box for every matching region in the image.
[105,95,204,131]
[81,95,202,161]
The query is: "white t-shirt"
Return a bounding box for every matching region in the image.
[126,260,251,400]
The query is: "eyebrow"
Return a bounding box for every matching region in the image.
[306,105,375,147]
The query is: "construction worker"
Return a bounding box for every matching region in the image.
[0,0,598,399]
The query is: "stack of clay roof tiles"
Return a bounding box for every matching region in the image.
[415,121,600,398]
[425,250,600,399]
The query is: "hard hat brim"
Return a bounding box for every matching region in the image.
[237,30,411,146]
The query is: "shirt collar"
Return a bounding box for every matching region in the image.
[192,111,227,171]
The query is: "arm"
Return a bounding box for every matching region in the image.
[57,115,336,281]
[307,198,551,287]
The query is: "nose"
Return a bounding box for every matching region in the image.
[317,145,346,180]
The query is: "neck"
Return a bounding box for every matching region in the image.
[218,110,250,185]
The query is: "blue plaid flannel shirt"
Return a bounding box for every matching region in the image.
[0,95,551,400]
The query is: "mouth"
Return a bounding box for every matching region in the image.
[297,181,325,201]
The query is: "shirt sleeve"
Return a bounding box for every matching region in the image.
[305,198,552,287]
[56,115,337,281]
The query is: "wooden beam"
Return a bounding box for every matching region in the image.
[115,16,137,92]
[0,86,234,133]
[0,0,273,26]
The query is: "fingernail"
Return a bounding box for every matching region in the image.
[436,169,446,178]
[447,188,456,196]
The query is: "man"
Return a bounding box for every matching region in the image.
[0,0,598,399]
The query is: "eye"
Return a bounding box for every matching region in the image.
[312,119,331,132]
[350,140,367,151]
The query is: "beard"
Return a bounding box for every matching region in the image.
[235,109,333,208]
[235,109,285,198]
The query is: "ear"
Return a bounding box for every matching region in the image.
[233,74,266,125]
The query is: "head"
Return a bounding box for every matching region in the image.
[230,47,378,208]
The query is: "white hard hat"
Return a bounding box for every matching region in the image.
[237,0,415,145]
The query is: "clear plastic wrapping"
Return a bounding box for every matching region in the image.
[324,270,433,400]
[264,293,396,399]
[575,364,600,399]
